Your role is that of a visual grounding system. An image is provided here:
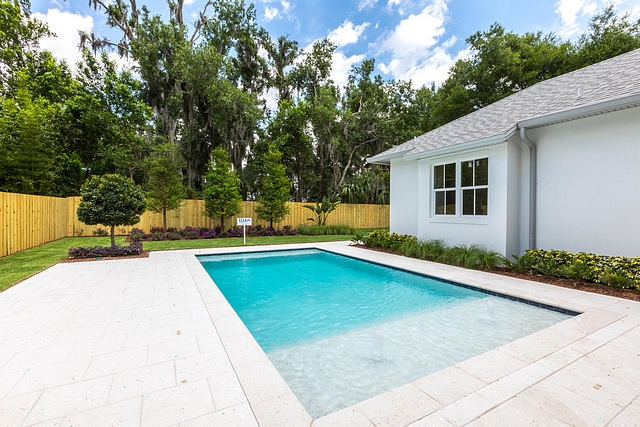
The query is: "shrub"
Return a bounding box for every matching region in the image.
[507,249,640,289]
[180,226,200,240]
[68,242,143,258]
[362,230,416,251]
[128,224,297,241]
[92,228,109,237]
[398,240,502,270]
[129,228,146,242]
[297,224,355,235]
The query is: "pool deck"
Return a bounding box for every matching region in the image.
[1,241,639,427]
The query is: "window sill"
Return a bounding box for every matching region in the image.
[429,217,489,225]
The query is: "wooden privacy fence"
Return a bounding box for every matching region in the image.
[1,192,389,257]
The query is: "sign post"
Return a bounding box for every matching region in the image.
[237,217,252,245]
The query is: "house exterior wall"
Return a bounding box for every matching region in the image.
[389,158,419,235]
[527,107,640,257]
[390,144,518,255]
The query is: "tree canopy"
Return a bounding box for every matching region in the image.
[1,0,639,206]
[76,174,146,247]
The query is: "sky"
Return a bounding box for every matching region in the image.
[30,0,640,97]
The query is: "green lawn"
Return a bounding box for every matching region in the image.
[0,229,380,292]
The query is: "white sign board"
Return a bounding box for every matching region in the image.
[237,217,252,226]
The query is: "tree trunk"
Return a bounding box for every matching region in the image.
[220,216,225,231]
[110,225,116,248]
[163,208,167,233]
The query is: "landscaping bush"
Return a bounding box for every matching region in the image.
[68,242,143,258]
[360,232,640,290]
[361,229,417,251]
[297,224,355,235]
[398,239,502,270]
[92,228,109,237]
[511,249,640,289]
[128,225,297,241]
[129,228,146,242]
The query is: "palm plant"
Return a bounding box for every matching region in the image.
[303,196,340,225]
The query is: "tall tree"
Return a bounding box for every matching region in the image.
[265,35,300,107]
[0,80,56,195]
[0,0,51,95]
[83,0,270,190]
[255,144,291,228]
[203,147,242,230]
[575,5,640,67]
[145,143,186,232]
[432,23,574,126]
[259,99,315,201]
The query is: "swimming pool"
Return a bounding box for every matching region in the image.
[199,248,575,418]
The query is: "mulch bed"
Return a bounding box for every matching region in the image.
[60,251,150,263]
[352,244,640,302]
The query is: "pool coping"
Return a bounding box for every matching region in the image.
[179,241,640,426]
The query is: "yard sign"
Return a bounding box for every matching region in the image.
[237,217,252,244]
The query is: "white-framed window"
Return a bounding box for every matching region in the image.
[461,158,488,216]
[433,157,488,217]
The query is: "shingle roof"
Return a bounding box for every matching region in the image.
[370,49,640,162]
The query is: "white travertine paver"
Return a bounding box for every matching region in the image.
[0,241,639,426]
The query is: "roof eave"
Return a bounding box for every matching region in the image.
[402,132,512,161]
[366,148,414,165]
[518,92,640,129]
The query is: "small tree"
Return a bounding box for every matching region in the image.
[255,144,291,228]
[145,144,186,232]
[203,147,242,230]
[77,174,146,247]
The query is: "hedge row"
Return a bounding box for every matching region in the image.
[68,242,143,258]
[358,230,640,290]
[130,225,297,241]
[509,249,640,289]
[358,230,503,271]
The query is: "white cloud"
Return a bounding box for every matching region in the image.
[358,0,378,11]
[616,0,640,20]
[184,0,195,5]
[262,87,279,111]
[265,6,279,21]
[33,9,93,67]
[262,0,292,21]
[332,51,367,89]
[328,20,370,47]
[377,0,466,87]
[555,0,598,38]
[380,0,447,53]
[387,0,410,14]
[380,44,469,87]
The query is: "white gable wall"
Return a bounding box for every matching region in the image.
[528,107,640,257]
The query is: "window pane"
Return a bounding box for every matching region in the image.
[476,188,488,215]
[445,163,456,188]
[445,190,456,215]
[461,160,473,187]
[435,191,444,214]
[434,165,443,189]
[463,189,474,215]
[475,158,488,186]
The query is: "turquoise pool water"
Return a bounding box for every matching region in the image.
[199,249,573,418]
